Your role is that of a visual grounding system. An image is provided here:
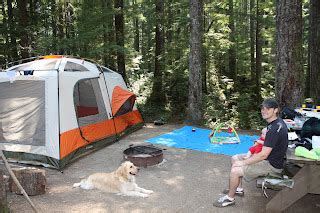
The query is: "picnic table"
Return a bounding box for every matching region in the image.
[266,147,320,212]
[296,108,320,119]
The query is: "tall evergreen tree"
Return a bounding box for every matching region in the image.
[250,0,255,84]
[187,0,203,123]
[6,0,18,61]
[50,0,58,54]
[149,0,165,104]
[17,0,29,59]
[309,0,320,104]
[255,0,262,104]
[275,0,304,108]
[57,2,65,54]
[228,0,236,80]
[115,0,127,83]
[102,0,115,68]
[133,0,140,52]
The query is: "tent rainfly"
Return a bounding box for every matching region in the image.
[0,55,144,169]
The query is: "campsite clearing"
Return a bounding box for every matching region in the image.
[3,124,319,213]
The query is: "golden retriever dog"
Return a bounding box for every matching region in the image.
[73,161,154,198]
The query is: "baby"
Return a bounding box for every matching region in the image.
[244,127,267,159]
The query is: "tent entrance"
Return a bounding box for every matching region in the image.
[73,78,109,142]
[0,80,46,146]
[112,86,136,117]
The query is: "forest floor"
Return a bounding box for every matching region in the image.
[3,123,320,213]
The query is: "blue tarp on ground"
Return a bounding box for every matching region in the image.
[146,126,259,156]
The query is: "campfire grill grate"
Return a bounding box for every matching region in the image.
[123,145,164,168]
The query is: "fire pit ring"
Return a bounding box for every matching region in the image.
[123,145,164,167]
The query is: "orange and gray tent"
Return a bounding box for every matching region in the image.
[0,56,144,169]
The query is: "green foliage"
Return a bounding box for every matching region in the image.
[0,0,309,130]
[203,64,236,127]
[129,71,171,123]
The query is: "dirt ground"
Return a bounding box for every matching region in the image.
[3,123,320,213]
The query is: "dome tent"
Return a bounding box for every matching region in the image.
[0,55,143,169]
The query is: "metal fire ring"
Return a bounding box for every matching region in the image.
[123,145,164,168]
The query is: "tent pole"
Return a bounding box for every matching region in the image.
[98,69,118,140]
[0,151,39,213]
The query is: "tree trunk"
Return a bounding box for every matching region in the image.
[202,8,207,94]
[1,0,9,64]
[133,0,140,52]
[57,2,65,54]
[9,167,46,196]
[141,21,153,72]
[29,0,39,56]
[166,1,173,65]
[305,27,310,98]
[187,0,203,124]
[255,0,262,104]
[228,0,236,81]
[115,0,127,84]
[51,0,57,53]
[309,0,320,104]
[175,8,182,61]
[65,1,75,55]
[149,0,165,104]
[250,0,255,84]
[17,0,29,59]
[134,18,140,52]
[7,0,19,60]
[0,170,9,212]
[275,0,304,109]
[102,0,115,68]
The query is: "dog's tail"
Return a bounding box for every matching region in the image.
[72,182,82,188]
[72,179,93,190]
[73,179,86,188]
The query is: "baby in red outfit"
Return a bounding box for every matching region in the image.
[244,127,267,159]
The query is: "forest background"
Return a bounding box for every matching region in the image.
[0,0,319,130]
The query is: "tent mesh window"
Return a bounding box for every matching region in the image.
[64,62,89,72]
[0,80,45,146]
[8,59,58,72]
[73,78,108,126]
[100,66,112,73]
[114,96,135,117]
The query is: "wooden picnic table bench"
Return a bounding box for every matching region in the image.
[265,147,320,212]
